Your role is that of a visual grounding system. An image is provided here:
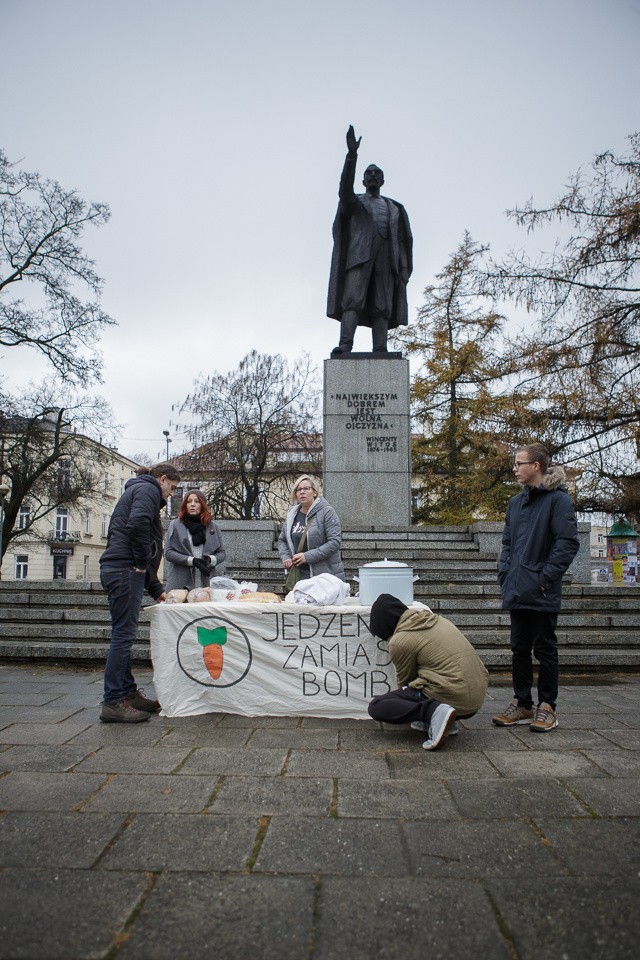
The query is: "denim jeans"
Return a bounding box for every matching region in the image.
[101,567,146,705]
[509,609,559,709]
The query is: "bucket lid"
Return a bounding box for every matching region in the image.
[362,558,409,568]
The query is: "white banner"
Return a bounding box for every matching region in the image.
[148,601,394,718]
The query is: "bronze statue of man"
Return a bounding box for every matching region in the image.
[327,125,413,355]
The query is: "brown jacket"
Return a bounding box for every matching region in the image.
[388,607,488,715]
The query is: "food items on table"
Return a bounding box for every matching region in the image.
[187,587,213,603]
[238,591,281,603]
[164,589,189,604]
[210,588,236,601]
[168,583,275,603]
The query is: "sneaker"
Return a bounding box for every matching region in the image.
[422,704,457,751]
[411,719,459,736]
[492,698,533,727]
[530,702,558,733]
[125,688,160,713]
[100,700,151,723]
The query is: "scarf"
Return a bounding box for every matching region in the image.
[182,514,206,546]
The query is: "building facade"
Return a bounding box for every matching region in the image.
[0,446,140,583]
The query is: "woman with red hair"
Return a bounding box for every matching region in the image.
[164,490,226,591]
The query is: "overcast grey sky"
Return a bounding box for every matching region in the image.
[2,0,639,460]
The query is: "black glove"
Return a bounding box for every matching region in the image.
[193,556,212,575]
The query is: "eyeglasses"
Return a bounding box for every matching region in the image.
[513,461,534,467]
[296,486,313,493]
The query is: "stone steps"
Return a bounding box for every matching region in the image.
[351,560,500,572]
[0,640,151,661]
[1,520,639,668]
[1,639,636,669]
[341,527,472,541]
[1,604,637,632]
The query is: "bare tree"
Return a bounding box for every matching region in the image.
[177,351,321,519]
[484,132,640,513]
[0,382,119,561]
[0,148,114,385]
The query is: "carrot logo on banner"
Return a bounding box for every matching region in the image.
[177,614,253,688]
[197,625,227,679]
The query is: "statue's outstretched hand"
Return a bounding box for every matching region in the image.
[346,125,361,156]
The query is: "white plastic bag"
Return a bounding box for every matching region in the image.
[208,577,258,600]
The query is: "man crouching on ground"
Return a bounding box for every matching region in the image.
[99,462,181,723]
[367,594,488,750]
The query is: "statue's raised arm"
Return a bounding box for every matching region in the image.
[346,125,361,157]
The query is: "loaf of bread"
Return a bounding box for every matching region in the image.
[187,587,213,603]
[238,591,281,603]
[164,589,188,604]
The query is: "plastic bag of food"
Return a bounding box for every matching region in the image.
[209,577,240,591]
[187,587,213,603]
[164,589,188,604]
[237,581,258,595]
[208,578,258,600]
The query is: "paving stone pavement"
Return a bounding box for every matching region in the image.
[0,663,639,960]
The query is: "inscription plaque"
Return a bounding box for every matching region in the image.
[323,357,411,529]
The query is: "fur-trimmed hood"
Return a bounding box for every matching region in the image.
[521,464,568,503]
[538,464,567,492]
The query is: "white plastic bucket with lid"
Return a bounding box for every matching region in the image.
[354,559,418,606]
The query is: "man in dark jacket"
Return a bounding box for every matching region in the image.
[493,443,579,733]
[99,463,180,723]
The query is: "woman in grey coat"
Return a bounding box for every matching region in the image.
[277,475,345,581]
[164,490,226,592]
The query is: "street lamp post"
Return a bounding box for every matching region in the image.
[0,482,10,581]
[162,431,172,519]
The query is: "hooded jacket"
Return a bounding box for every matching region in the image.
[369,595,488,715]
[277,495,345,581]
[498,465,579,612]
[99,474,165,600]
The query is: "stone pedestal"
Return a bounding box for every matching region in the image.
[323,355,411,530]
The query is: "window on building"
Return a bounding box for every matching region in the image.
[103,472,110,495]
[598,534,603,543]
[83,555,89,579]
[84,509,91,534]
[55,508,69,539]
[18,503,31,530]
[598,550,605,558]
[120,478,126,495]
[57,459,72,495]
[15,555,28,579]
[101,514,108,537]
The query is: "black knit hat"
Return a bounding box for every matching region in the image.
[369,593,408,641]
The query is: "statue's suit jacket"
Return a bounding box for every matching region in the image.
[327,153,413,329]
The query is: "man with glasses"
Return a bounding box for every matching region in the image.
[493,444,579,732]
